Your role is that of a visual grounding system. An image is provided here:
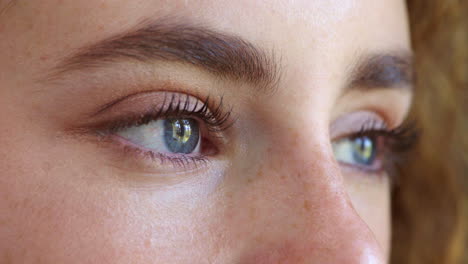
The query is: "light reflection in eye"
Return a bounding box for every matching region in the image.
[332,136,377,168]
[164,118,200,154]
[116,118,201,155]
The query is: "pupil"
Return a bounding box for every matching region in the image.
[163,118,200,154]
[352,136,376,165]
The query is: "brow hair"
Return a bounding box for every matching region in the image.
[49,19,281,90]
[0,0,16,18]
[46,18,412,94]
[350,53,414,90]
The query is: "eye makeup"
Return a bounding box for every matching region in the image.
[83,91,234,171]
[78,88,417,180]
[330,111,419,180]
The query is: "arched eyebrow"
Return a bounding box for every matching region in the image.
[47,19,282,91]
[46,19,413,93]
[348,53,414,91]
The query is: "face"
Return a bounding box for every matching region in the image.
[0,0,414,263]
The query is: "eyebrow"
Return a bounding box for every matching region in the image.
[48,19,281,90]
[47,19,412,93]
[349,53,413,90]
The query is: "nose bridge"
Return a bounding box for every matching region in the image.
[259,136,386,263]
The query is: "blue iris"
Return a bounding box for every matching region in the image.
[163,118,200,154]
[351,136,377,166]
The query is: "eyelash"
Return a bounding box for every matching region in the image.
[96,93,419,174]
[106,93,233,133]
[100,93,233,168]
[349,119,420,175]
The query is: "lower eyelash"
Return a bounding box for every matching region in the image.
[114,136,211,170]
[92,92,230,169]
[141,150,210,169]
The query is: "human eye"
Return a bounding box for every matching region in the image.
[88,91,232,171]
[116,117,201,155]
[332,115,419,176]
[332,136,378,169]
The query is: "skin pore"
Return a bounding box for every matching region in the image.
[0,1,412,263]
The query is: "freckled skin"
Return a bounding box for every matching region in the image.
[303,200,311,212]
[0,0,411,263]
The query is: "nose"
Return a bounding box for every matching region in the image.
[238,134,386,264]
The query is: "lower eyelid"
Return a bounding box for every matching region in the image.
[338,159,384,174]
[96,133,212,174]
[333,136,387,174]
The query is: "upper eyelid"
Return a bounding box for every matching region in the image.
[333,120,389,141]
[43,18,413,98]
[91,90,191,118]
[81,91,233,134]
[329,111,388,140]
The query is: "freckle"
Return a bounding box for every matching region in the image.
[254,235,266,244]
[247,178,254,184]
[303,200,311,212]
[256,169,263,178]
[144,239,151,248]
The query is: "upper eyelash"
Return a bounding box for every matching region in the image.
[353,119,420,179]
[103,92,234,134]
[91,92,231,169]
[354,119,420,154]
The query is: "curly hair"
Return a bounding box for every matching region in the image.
[391,1,468,263]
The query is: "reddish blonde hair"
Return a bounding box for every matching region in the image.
[391,1,467,263]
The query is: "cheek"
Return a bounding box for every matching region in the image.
[0,106,390,264]
[0,137,220,263]
[0,167,217,263]
[344,172,391,255]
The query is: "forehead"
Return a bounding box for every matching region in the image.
[0,0,410,81]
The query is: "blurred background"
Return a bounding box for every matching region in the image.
[391,1,467,263]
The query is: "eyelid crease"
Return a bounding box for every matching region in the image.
[81,91,234,137]
[79,92,232,172]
